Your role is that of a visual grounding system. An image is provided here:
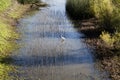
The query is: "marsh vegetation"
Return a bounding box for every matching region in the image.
[66,0,120,79]
[0,0,120,79]
[0,0,36,79]
[66,0,120,50]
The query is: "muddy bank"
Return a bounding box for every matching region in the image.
[85,38,120,80]
[78,19,120,80]
[1,0,47,23]
[0,1,34,57]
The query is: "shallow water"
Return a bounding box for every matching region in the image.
[11,0,110,80]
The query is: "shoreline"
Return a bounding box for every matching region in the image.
[0,1,31,58]
[0,0,32,79]
[1,0,119,79]
[0,0,47,58]
[0,0,47,79]
[0,0,47,27]
[79,19,120,80]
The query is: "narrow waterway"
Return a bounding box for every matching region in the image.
[12,0,109,80]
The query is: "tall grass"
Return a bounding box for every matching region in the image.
[66,0,94,19]
[0,0,19,58]
[0,0,11,12]
[0,22,19,58]
[0,63,15,80]
[0,0,22,79]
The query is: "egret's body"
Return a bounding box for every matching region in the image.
[61,35,65,41]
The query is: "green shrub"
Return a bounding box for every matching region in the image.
[112,0,120,8]
[17,0,40,4]
[66,0,120,51]
[66,0,94,19]
[66,0,120,30]
[100,31,115,46]
[0,64,14,80]
[0,0,11,12]
[92,0,114,18]
[100,31,120,49]
[92,0,115,29]
[97,0,120,49]
[93,0,120,32]
[113,32,120,48]
[0,22,19,58]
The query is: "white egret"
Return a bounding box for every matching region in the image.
[61,35,65,41]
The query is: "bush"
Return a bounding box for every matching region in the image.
[113,32,120,48]
[100,31,120,49]
[66,0,120,51]
[66,0,94,19]
[66,0,120,30]
[112,0,120,8]
[92,0,114,18]
[93,0,120,31]
[0,64,14,80]
[100,31,115,47]
[0,0,11,12]
[17,0,40,4]
[0,22,19,58]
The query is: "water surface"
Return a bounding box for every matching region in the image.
[12,0,109,80]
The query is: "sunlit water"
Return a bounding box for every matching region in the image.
[11,0,110,80]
